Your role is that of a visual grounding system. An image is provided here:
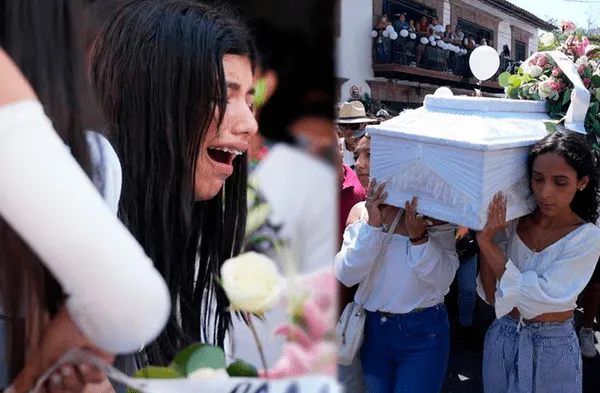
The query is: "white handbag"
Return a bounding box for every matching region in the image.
[336,209,403,366]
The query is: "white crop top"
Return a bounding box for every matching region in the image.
[0,100,170,353]
[477,219,600,320]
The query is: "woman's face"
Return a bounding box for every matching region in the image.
[194,54,258,200]
[531,152,589,217]
[353,137,371,189]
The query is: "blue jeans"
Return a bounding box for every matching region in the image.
[337,355,366,393]
[456,255,478,327]
[483,315,581,393]
[360,304,450,393]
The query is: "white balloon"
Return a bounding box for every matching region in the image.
[371,30,379,38]
[410,33,417,40]
[454,46,460,53]
[431,40,437,47]
[390,31,398,40]
[420,37,429,45]
[429,35,435,42]
[469,45,501,81]
[434,87,454,97]
[400,29,409,38]
[386,25,394,33]
[383,30,390,37]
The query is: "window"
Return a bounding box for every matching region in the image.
[457,19,493,46]
[515,40,526,62]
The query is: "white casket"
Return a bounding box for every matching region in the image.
[367,95,551,230]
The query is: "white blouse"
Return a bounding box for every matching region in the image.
[477,220,600,320]
[0,100,170,353]
[334,220,459,313]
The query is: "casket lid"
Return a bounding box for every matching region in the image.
[367,95,550,151]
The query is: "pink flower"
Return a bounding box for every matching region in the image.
[578,63,587,75]
[258,341,337,379]
[272,324,313,348]
[559,20,577,34]
[584,78,591,87]
[552,68,562,77]
[537,55,548,67]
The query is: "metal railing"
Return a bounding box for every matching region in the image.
[372,35,516,81]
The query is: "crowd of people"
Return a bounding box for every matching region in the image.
[336,100,600,392]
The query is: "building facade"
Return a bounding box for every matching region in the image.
[336,0,555,111]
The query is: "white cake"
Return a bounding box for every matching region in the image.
[367,94,551,230]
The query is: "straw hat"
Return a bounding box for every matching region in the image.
[336,101,377,124]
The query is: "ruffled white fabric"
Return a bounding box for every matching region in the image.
[368,95,551,230]
[0,100,170,353]
[334,220,459,314]
[477,220,600,320]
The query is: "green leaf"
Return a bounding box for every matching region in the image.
[588,112,600,135]
[185,345,227,374]
[543,118,564,133]
[589,101,600,117]
[498,72,512,88]
[591,74,600,87]
[171,343,206,376]
[506,87,519,99]
[227,360,259,377]
[562,88,572,106]
[133,366,181,379]
[508,74,522,87]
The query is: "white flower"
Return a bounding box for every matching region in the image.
[188,368,229,379]
[221,252,282,314]
[539,32,556,47]
[526,65,543,78]
[576,56,589,66]
[538,78,560,101]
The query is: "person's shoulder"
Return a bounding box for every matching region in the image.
[346,202,366,227]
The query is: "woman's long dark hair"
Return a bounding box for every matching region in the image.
[0,0,99,381]
[528,130,600,223]
[91,0,255,366]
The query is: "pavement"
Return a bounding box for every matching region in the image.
[441,283,600,393]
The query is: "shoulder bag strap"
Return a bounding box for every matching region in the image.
[356,209,403,305]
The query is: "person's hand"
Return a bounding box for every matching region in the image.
[11,307,114,393]
[365,178,388,228]
[404,196,427,239]
[478,192,508,242]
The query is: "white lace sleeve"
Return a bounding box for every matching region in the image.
[0,100,170,353]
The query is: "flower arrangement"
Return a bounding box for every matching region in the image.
[498,21,600,146]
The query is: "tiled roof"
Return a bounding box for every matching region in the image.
[481,0,558,31]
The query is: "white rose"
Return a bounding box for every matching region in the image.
[220,252,282,314]
[527,65,543,78]
[539,32,556,47]
[538,79,560,101]
[188,368,229,379]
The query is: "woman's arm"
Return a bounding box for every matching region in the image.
[0,49,170,353]
[406,224,459,292]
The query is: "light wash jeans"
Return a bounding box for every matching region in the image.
[337,355,366,393]
[456,255,478,327]
[360,304,450,393]
[483,315,581,393]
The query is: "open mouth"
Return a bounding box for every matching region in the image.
[207,147,244,165]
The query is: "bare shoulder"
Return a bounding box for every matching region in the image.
[346,201,367,227]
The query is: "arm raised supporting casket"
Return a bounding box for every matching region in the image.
[334,221,386,287]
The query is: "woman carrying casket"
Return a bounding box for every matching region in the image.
[477,131,600,393]
[334,179,459,392]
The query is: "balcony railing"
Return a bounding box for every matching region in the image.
[372,34,516,86]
